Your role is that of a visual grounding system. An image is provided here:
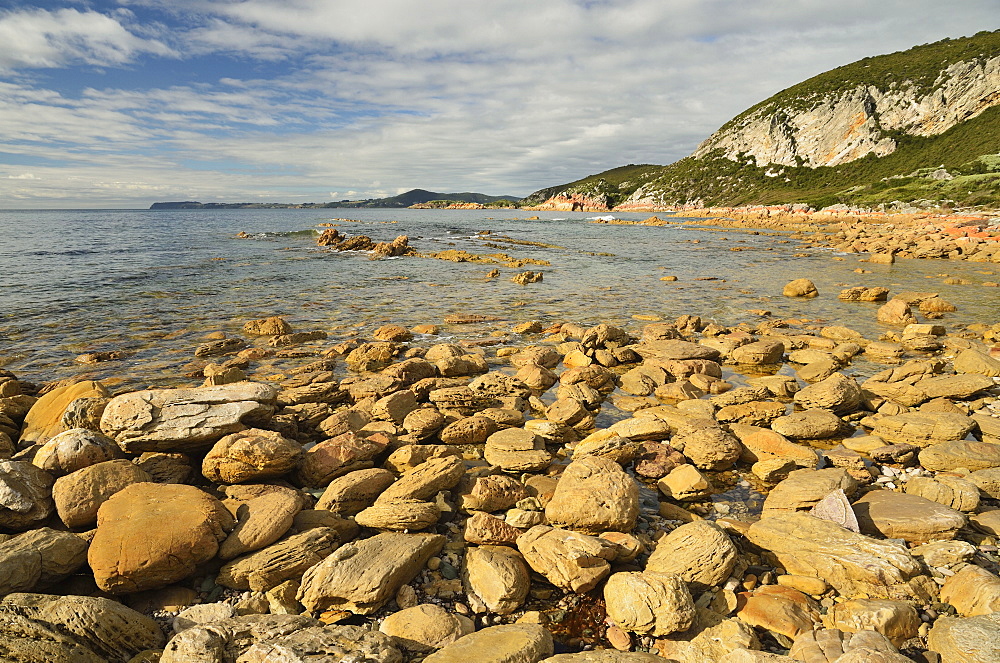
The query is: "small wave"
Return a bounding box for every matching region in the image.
[588,215,616,221]
[550,218,566,221]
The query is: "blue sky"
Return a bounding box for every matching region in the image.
[1,0,998,208]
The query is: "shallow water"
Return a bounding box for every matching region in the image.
[1,208,997,390]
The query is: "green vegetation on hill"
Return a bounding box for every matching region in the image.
[327,189,520,208]
[723,29,1000,128]
[525,31,1000,210]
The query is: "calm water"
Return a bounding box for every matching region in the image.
[1,208,997,390]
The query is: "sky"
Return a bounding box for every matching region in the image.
[1,1,998,208]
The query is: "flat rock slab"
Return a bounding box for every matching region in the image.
[854,490,966,543]
[298,532,444,614]
[746,512,935,601]
[423,624,554,663]
[920,441,1000,472]
[100,383,278,453]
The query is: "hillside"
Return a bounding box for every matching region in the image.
[524,30,1000,211]
[327,189,520,208]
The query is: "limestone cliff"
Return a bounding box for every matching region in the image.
[693,54,1000,168]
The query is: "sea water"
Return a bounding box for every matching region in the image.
[1,208,997,390]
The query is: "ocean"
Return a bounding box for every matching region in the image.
[1,207,996,391]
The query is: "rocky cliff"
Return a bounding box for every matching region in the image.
[694,54,1000,168]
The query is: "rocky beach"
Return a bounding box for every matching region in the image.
[1,208,1000,663]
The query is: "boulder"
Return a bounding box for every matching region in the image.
[100,383,278,453]
[770,410,848,440]
[422,624,553,663]
[379,603,473,653]
[18,381,109,447]
[730,425,819,468]
[356,499,440,531]
[484,428,551,472]
[904,475,980,512]
[730,340,785,365]
[314,468,396,514]
[297,532,444,614]
[295,431,389,487]
[0,593,164,663]
[376,455,465,503]
[940,565,1000,616]
[218,491,302,560]
[544,455,639,533]
[673,426,742,470]
[853,490,966,544]
[746,513,935,601]
[243,316,292,336]
[645,520,739,591]
[823,599,920,647]
[783,279,818,298]
[516,525,617,593]
[736,585,820,641]
[0,460,54,531]
[201,428,302,484]
[31,428,121,477]
[877,300,916,326]
[789,629,909,663]
[871,412,976,447]
[52,459,151,529]
[762,468,858,515]
[920,441,1000,472]
[604,571,695,636]
[217,527,341,592]
[463,545,531,614]
[953,349,1000,377]
[89,483,234,593]
[793,373,863,415]
[927,612,1000,663]
[0,528,88,595]
[161,616,403,663]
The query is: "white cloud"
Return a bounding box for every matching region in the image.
[0,7,174,70]
[1,1,998,206]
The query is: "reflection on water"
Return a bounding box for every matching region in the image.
[1,208,997,389]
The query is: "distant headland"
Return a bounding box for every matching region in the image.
[149,189,522,210]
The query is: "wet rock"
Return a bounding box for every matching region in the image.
[100,383,278,453]
[297,531,444,614]
[604,571,695,636]
[839,286,890,301]
[52,459,151,529]
[217,527,341,592]
[783,279,818,298]
[517,525,617,593]
[195,337,246,357]
[0,528,88,595]
[853,490,966,543]
[219,491,302,560]
[545,455,639,533]
[422,624,553,663]
[0,460,54,531]
[346,342,399,372]
[243,316,292,336]
[202,428,301,484]
[89,483,234,593]
[463,545,531,614]
[32,428,121,477]
[877,299,916,326]
[645,520,738,591]
[379,603,474,653]
[746,513,934,601]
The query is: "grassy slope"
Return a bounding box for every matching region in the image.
[524,30,1000,209]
